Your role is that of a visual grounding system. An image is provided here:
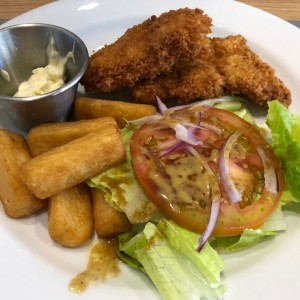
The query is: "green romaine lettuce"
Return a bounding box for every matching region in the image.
[117,231,146,272]
[87,125,158,224]
[267,100,300,201]
[210,204,286,253]
[157,219,225,284]
[118,220,225,300]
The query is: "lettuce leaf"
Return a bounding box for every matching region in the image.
[213,97,255,124]
[157,219,225,284]
[210,204,286,253]
[87,125,158,224]
[267,100,300,201]
[117,231,146,272]
[118,220,225,300]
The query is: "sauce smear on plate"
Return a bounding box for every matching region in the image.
[69,239,120,293]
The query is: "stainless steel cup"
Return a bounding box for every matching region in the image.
[0,23,89,131]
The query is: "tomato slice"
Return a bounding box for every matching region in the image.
[130,106,285,237]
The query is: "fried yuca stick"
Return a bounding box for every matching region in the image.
[28,120,114,247]
[91,188,132,238]
[0,130,45,218]
[28,117,117,157]
[74,97,156,128]
[48,183,93,247]
[21,123,125,199]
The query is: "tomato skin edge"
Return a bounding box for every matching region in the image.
[130,108,285,237]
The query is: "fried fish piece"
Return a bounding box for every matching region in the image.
[132,35,291,107]
[74,97,156,128]
[211,35,291,107]
[28,117,117,156]
[132,62,225,104]
[21,123,125,199]
[0,130,45,218]
[132,37,225,103]
[48,183,93,247]
[81,8,212,93]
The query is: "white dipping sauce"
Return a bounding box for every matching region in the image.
[14,36,74,97]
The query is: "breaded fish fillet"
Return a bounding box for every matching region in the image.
[81,8,212,93]
[212,35,291,107]
[132,37,225,104]
[132,35,291,107]
[132,62,225,104]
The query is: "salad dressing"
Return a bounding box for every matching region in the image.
[99,165,133,206]
[69,239,120,293]
[149,152,215,210]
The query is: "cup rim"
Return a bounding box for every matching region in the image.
[0,23,89,103]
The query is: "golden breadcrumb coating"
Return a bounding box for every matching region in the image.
[212,35,291,107]
[132,62,225,104]
[81,8,212,93]
[132,35,291,107]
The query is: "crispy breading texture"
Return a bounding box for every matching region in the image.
[132,35,291,107]
[0,130,45,218]
[28,117,117,156]
[81,8,212,92]
[132,63,225,104]
[75,97,156,128]
[21,124,126,199]
[212,35,291,107]
[132,37,225,103]
[48,183,94,247]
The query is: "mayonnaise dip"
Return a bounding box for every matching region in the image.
[14,36,74,97]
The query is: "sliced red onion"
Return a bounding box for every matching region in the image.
[175,120,201,129]
[163,101,201,113]
[164,98,220,113]
[194,110,202,127]
[218,131,243,204]
[158,137,185,158]
[256,146,278,194]
[129,114,162,125]
[159,140,185,158]
[142,96,246,127]
[200,121,222,135]
[186,145,221,252]
[159,112,202,157]
[157,138,179,151]
[156,98,216,114]
[197,200,221,252]
[185,110,202,136]
[174,123,203,146]
[171,110,202,129]
[156,96,168,114]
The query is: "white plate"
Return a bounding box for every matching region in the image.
[1,0,300,299]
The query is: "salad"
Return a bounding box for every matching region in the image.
[88,97,300,300]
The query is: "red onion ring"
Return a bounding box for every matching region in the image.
[187,146,221,252]
[218,131,243,204]
[174,123,203,146]
[156,96,168,114]
[256,146,278,194]
[129,114,162,125]
[200,121,222,135]
[197,200,221,252]
[159,141,186,158]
